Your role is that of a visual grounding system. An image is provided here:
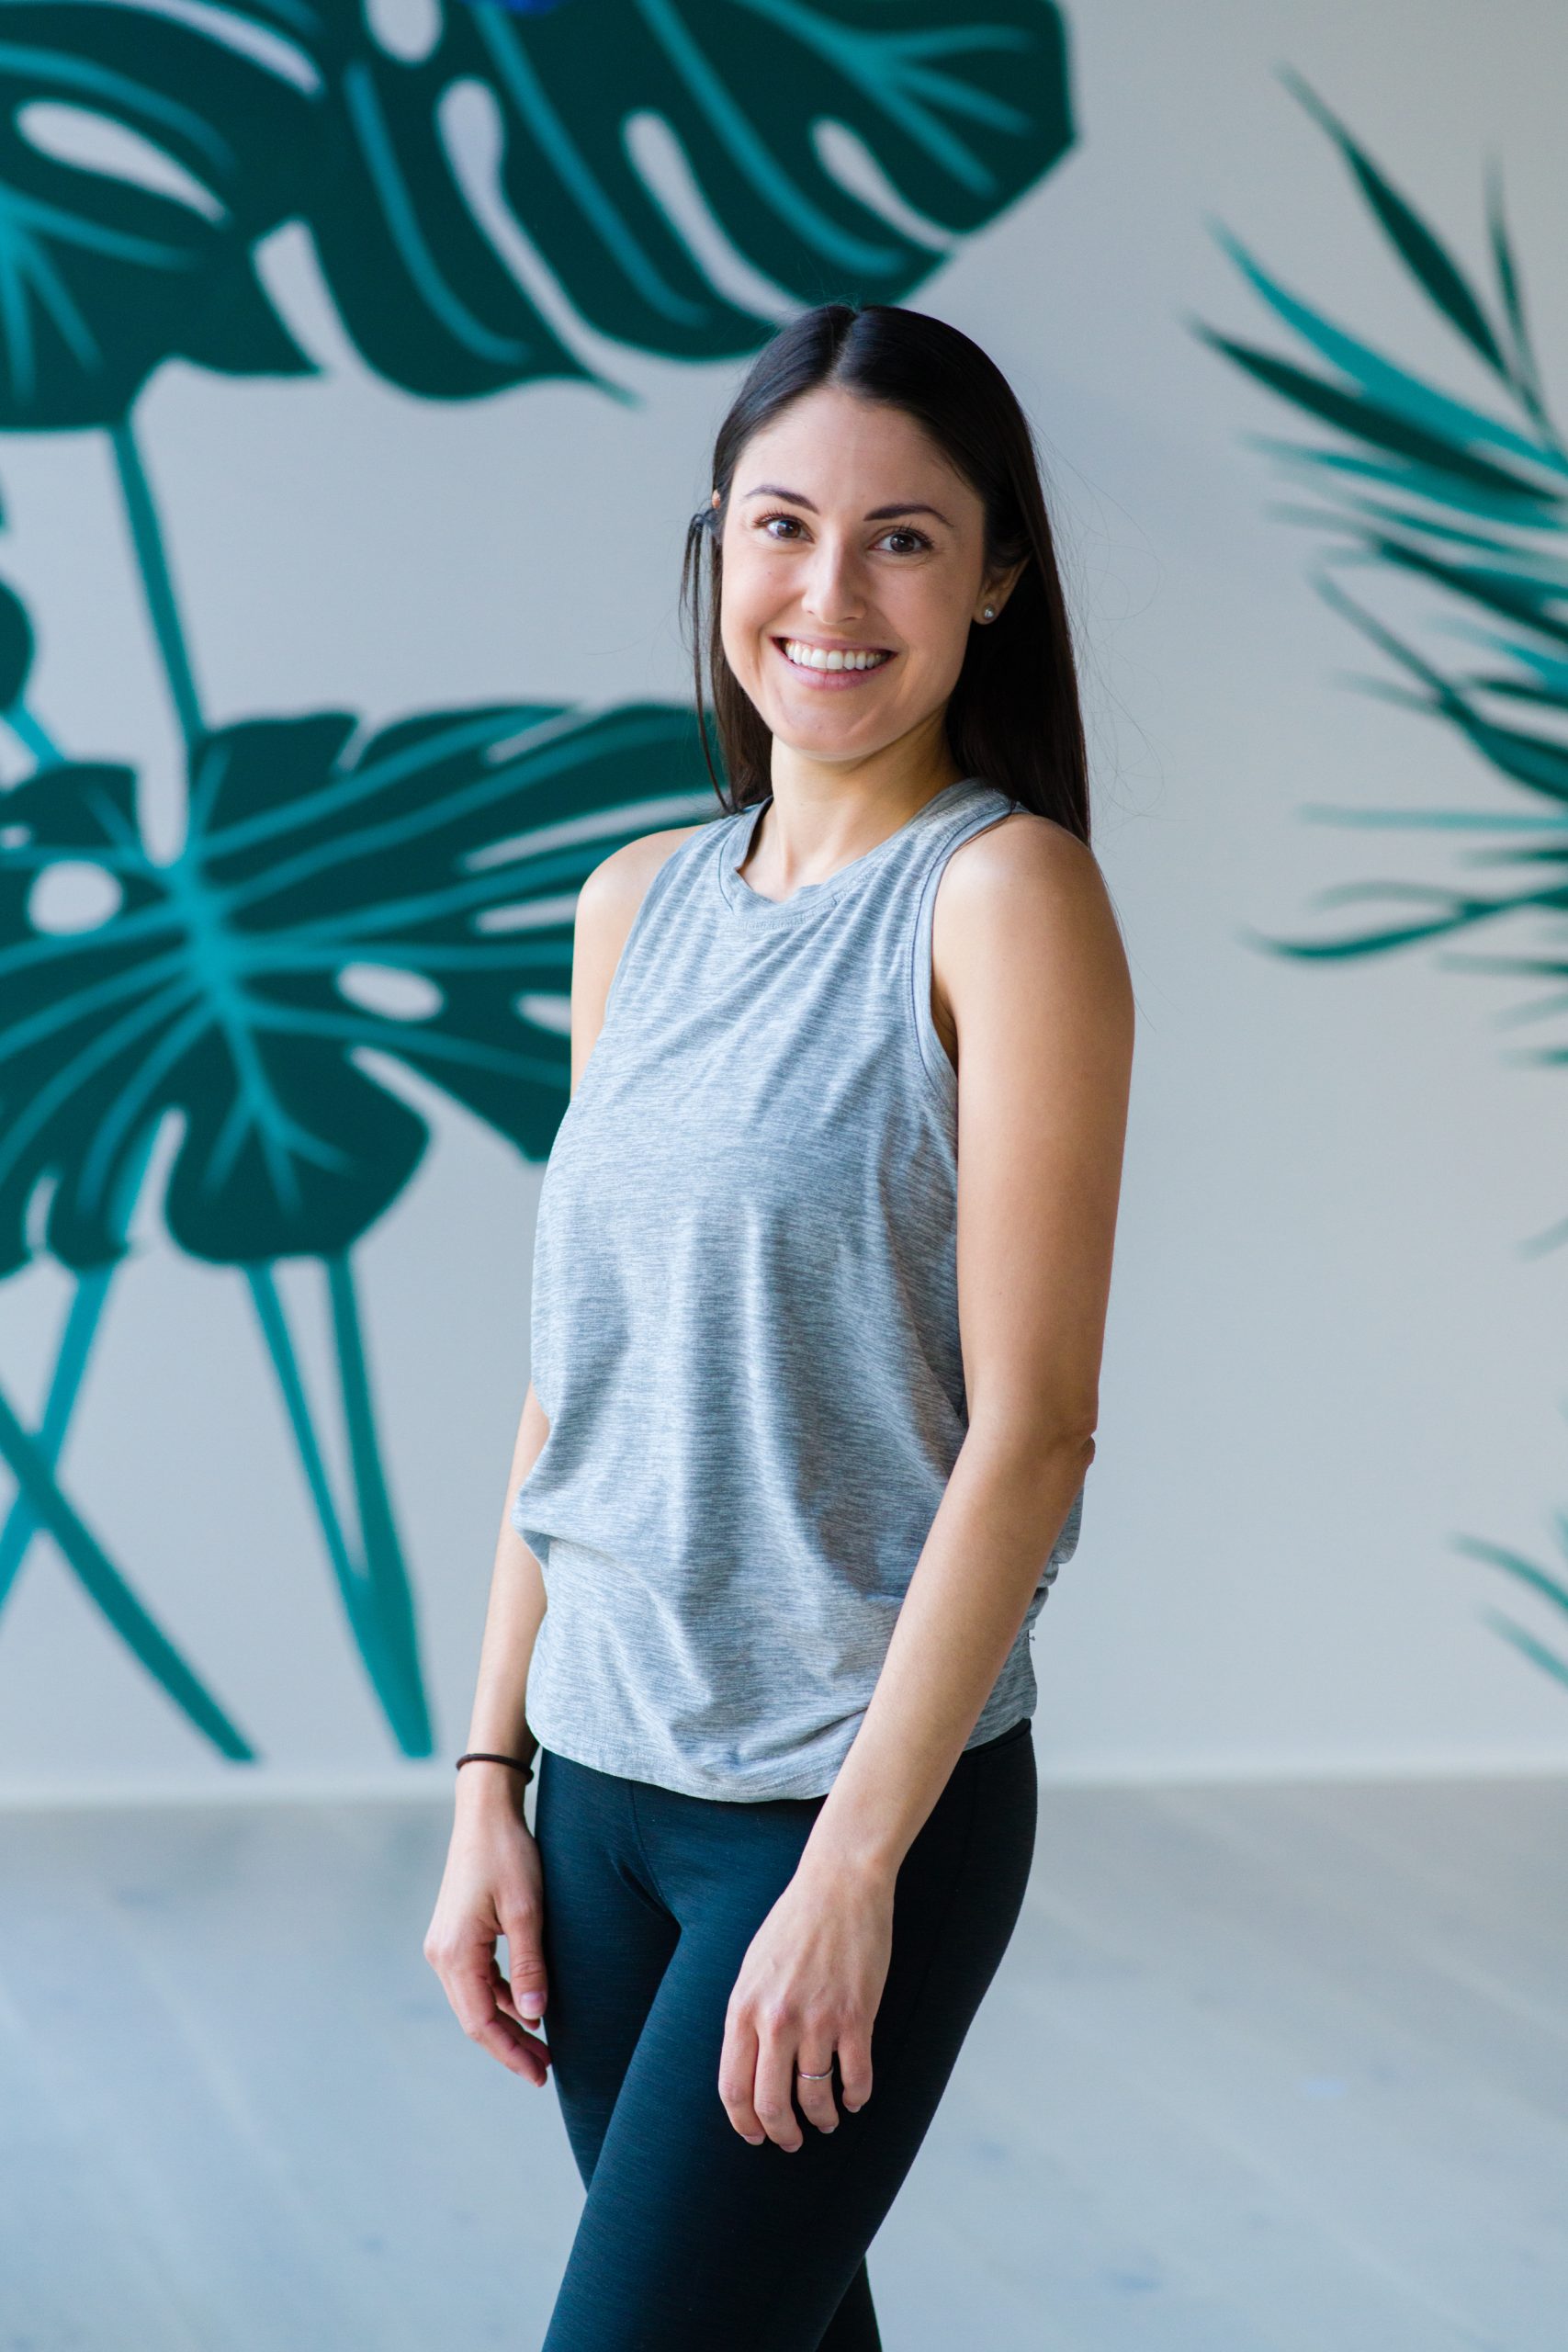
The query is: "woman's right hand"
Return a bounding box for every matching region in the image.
[423,1776,552,2086]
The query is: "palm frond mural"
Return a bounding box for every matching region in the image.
[1194,65,1568,1691]
[0,0,1077,1760]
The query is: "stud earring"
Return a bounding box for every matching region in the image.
[982,605,996,622]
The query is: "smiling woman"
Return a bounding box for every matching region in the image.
[426,302,1134,2352]
[682,301,1090,842]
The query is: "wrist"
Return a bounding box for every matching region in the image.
[456,1779,531,1832]
[454,1749,536,1812]
[796,1822,901,1894]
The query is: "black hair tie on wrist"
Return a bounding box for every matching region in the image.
[456,1750,536,1783]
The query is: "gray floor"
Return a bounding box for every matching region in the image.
[1,1774,1563,2351]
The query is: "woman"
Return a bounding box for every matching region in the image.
[424,301,1134,2350]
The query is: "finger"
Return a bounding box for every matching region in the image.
[439,1951,550,2084]
[489,1956,552,2065]
[498,1909,549,2030]
[717,2012,767,2145]
[457,1986,547,2081]
[753,2016,805,2153]
[792,2045,841,2135]
[471,2011,549,2082]
[836,2028,874,2115]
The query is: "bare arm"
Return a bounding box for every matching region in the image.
[800,812,1134,1882]
[423,820,707,2081]
[455,1380,552,1786]
[454,834,675,1784]
[717,812,1134,2148]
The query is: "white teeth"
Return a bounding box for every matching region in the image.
[781,639,891,673]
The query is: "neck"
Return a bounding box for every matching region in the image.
[769,704,964,808]
[745,713,966,891]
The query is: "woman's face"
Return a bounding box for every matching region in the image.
[715,385,1015,771]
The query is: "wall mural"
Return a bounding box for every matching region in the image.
[1200,68,1568,1691]
[0,0,1076,1761]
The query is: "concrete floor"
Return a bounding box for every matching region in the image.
[0,1772,1562,2350]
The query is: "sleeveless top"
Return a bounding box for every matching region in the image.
[510,775,1086,1801]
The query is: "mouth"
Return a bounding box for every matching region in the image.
[771,636,897,687]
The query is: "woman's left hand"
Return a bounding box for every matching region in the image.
[718,1855,895,2149]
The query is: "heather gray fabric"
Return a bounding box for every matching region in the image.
[511,775,1085,1801]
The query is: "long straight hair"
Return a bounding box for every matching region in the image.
[679,302,1090,843]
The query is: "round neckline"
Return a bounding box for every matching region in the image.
[716,777,983,922]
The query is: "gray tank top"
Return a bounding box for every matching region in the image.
[511,774,1085,1801]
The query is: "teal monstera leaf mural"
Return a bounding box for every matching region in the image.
[0,0,1077,1763]
[4,0,1072,419]
[0,680,716,1759]
[304,0,1072,393]
[0,1,310,426]
[1197,68,1568,1691]
[0,701,705,1270]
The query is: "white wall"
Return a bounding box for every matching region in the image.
[4,0,1568,1797]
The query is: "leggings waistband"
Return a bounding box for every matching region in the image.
[967,1713,1033,1757]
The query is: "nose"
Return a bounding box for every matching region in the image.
[800,532,866,628]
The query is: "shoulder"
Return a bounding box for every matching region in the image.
[931,807,1134,1041]
[575,817,714,956]
[580,817,715,922]
[568,820,716,1084]
[943,804,1101,903]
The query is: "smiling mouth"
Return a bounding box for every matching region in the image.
[773,637,896,677]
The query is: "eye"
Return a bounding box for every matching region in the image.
[751,511,932,554]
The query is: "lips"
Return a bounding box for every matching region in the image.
[771,636,897,684]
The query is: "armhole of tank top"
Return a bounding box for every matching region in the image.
[908,800,1020,1112]
[601,818,715,1019]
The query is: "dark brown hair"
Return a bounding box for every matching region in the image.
[679,302,1089,842]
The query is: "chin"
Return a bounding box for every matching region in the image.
[769,715,886,754]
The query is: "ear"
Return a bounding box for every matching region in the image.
[975,552,1030,627]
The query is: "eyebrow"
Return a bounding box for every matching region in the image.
[740,483,953,528]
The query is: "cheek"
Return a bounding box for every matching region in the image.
[882,570,970,662]
[717,551,765,655]
[889,601,970,698]
[718,599,760,684]
[924,626,972,697]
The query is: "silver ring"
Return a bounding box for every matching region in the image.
[796,2064,833,2079]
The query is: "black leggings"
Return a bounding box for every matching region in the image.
[532,1716,1037,2350]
